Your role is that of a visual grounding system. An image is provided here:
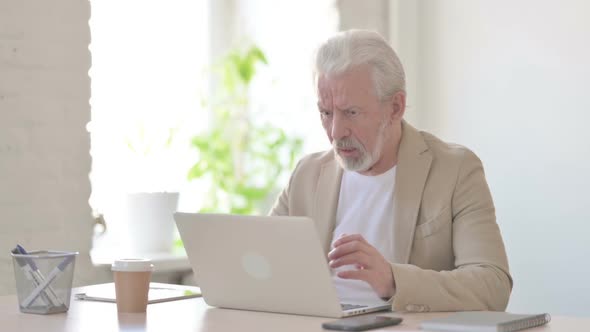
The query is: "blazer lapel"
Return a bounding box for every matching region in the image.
[392,121,432,264]
[313,157,343,254]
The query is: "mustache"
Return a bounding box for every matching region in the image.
[333,137,363,150]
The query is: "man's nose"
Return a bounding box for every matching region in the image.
[331,113,350,140]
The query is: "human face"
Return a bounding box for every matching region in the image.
[317,66,403,175]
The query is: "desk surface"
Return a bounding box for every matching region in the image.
[0,284,587,332]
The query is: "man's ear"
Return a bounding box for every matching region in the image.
[390,91,406,121]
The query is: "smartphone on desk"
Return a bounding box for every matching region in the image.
[322,315,403,331]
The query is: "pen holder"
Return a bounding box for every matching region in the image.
[11,250,78,314]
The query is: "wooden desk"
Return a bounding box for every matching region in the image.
[0,284,587,332]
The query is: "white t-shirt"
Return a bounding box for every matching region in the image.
[332,166,396,305]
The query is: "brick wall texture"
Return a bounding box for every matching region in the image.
[0,0,102,294]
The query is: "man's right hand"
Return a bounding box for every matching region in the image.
[328,234,396,299]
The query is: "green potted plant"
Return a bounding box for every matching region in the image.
[187,45,302,215]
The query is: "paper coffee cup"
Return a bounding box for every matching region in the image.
[111,258,154,313]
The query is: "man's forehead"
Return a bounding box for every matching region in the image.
[317,85,341,108]
[317,80,334,103]
[317,74,349,100]
[317,69,373,107]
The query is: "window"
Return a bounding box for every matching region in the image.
[89,0,209,253]
[236,0,337,154]
[88,0,337,255]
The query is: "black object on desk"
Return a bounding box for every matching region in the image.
[322,315,403,331]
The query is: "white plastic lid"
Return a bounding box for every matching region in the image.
[111,258,154,272]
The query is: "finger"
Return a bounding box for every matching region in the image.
[337,269,371,283]
[331,233,349,249]
[332,233,367,248]
[329,251,371,269]
[328,240,371,260]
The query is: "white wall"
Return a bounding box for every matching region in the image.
[0,0,109,295]
[392,0,590,317]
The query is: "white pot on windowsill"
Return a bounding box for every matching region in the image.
[126,192,179,255]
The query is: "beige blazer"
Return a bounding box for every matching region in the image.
[270,121,512,312]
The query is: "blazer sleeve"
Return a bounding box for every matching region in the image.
[268,159,303,216]
[269,187,289,216]
[390,149,513,312]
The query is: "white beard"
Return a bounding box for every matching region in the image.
[333,121,388,172]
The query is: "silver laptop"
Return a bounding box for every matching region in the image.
[174,212,391,318]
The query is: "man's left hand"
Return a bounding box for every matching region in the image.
[328,234,395,299]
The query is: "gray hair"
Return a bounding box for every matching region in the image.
[314,30,406,101]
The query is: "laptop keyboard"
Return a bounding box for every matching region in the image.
[341,303,368,311]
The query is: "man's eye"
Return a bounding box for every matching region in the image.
[346,110,358,117]
[320,111,332,117]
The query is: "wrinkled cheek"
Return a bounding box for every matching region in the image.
[321,121,332,141]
